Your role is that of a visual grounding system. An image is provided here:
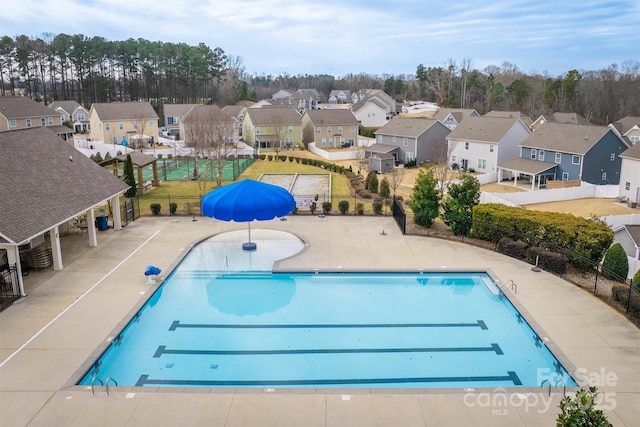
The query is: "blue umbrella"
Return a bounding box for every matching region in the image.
[201,179,295,250]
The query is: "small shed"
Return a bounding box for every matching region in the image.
[102,152,159,193]
[366,143,398,173]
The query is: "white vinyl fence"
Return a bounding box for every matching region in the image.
[483,184,619,206]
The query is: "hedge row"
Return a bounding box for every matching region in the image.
[497,238,568,274]
[472,204,613,265]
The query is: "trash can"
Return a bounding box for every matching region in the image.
[95,215,109,231]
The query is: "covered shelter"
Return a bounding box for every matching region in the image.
[102,151,159,193]
[0,128,129,297]
[497,157,558,190]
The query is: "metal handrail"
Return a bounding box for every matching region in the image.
[90,377,104,396]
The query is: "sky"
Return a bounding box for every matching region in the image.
[2,0,638,78]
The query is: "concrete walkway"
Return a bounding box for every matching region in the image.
[0,216,638,426]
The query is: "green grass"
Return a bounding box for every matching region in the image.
[133,158,382,216]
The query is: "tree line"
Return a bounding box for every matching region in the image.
[0,33,638,125]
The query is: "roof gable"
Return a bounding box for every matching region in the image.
[303,109,357,125]
[0,96,59,119]
[49,100,82,115]
[245,107,301,126]
[448,116,523,143]
[375,117,440,138]
[620,141,640,160]
[521,123,617,154]
[91,102,159,121]
[0,128,129,244]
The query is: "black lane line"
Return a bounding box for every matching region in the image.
[169,320,488,331]
[153,343,503,358]
[135,371,522,387]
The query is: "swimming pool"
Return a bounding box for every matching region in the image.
[78,234,575,389]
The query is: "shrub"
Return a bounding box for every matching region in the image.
[338,200,349,214]
[634,269,640,291]
[497,238,528,259]
[279,155,286,162]
[528,247,567,274]
[167,153,173,159]
[288,156,294,162]
[356,203,365,215]
[322,201,332,214]
[310,201,317,215]
[612,285,640,318]
[150,203,161,215]
[169,202,177,215]
[373,201,383,215]
[556,387,613,427]
[157,153,163,159]
[259,154,266,160]
[379,177,390,198]
[360,191,372,199]
[267,155,272,161]
[601,243,629,281]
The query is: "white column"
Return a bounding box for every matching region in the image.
[87,209,98,247]
[112,196,122,230]
[50,226,63,271]
[6,246,26,296]
[531,174,535,191]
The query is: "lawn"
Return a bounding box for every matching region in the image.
[132,157,370,216]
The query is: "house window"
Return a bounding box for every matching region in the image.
[489,144,494,153]
[48,117,53,125]
[256,127,260,134]
[601,172,607,181]
[119,122,124,130]
[610,153,615,161]
[630,135,640,144]
[530,149,537,159]
[9,119,16,128]
[112,136,117,144]
[377,135,382,142]
[321,138,326,146]
[477,159,487,170]
[392,136,397,143]
[538,150,545,161]
[41,118,46,126]
[338,126,343,133]
[406,152,415,161]
[279,126,284,132]
[316,126,321,134]
[403,137,408,146]
[625,182,631,190]
[105,123,110,130]
[452,155,457,163]
[26,119,32,127]
[329,137,334,146]
[174,117,180,123]
[555,153,562,163]
[350,126,356,132]
[288,126,293,133]
[572,155,581,165]
[327,126,332,133]
[340,137,345,146]
[148,121,154,127]
[562,172,569,181]
[348,138,355,146]
[465,142,469,150]
[77,114,85,121]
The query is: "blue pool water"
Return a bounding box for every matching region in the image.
[78,236,576,389]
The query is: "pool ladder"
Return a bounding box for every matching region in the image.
[90,376,118,396]
[541,378,566,397]
[498,279,517,295]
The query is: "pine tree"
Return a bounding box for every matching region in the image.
[602,243,629,281]
[123,154,137,198]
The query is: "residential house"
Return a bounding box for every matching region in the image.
[610,116,640,146]
[433,108,480,130]
[0,127,129,296]
[163,104,199,137]
[222,105,247,141]
[530,112,592,130]
[0,96,73,141]
[375,117,451,166]
[447,116,530,176]
[484,110,533,127]
[89,102,159,148]
[612,225,640,278]
[499,123,629,189]
[301,109,359,149]
[351,89,396,127]
[328,90,351,104]
[241,107,303,149]
[49,100,90,133]
[619,142,640,203]
[180,105,235,150]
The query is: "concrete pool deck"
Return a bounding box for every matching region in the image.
[0,216,638,426]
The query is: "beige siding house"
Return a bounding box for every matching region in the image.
[89,102,159,148]
[301,109,359,149]
[0,96,63,132]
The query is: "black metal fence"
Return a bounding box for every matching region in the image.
[0,263,21,308]
[391,207,639,317]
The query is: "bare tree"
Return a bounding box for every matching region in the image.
[183,105,236,193]
[132,112,149,152]
[386,167,406,200]
[351,144,368,175]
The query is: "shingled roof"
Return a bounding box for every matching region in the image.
[245,107,301,126]
[520,123,614,154]
[375,117,441,138]
[49,100,83,114]
[620,140,640,160]
[0,96,58,119]
[91,102,159,121]
[0,128,129,244]
[447,116,523,143]
[303,109,358,125]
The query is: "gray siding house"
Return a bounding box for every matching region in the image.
[374,117,450,165]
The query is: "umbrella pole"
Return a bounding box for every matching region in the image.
[243,222,257,251]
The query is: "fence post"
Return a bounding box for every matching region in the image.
[594,267,600,295]
[627,279,633,313]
